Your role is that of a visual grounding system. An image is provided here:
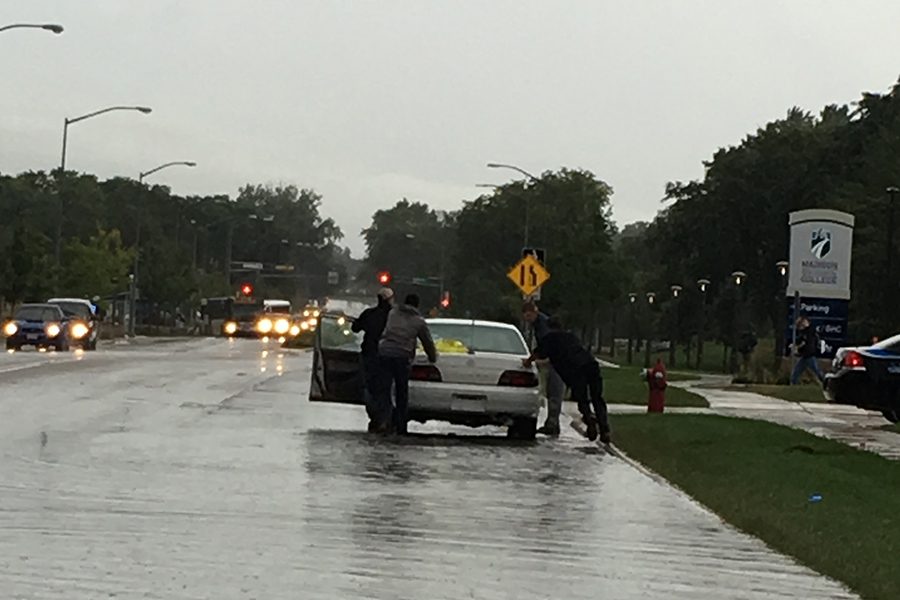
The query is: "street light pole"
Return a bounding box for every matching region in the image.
[730,271,747,374]
[645,292,656,368]
[0,23,64,34]
[56,105,152,285]
[696,279,710,370]
[486,162,539,248]
[886,186,899,330]
[627,293,637,365]
[670,285,683,368]
[129,160,196,335]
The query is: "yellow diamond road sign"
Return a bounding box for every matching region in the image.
[507,254,550,296]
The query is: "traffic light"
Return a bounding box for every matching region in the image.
[377,271,392,285]
[440,290,451,309]
[240,283,253,297]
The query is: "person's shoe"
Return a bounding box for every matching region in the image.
[585,416,599,442]
[599,431,612,445]
[537,423,560,437]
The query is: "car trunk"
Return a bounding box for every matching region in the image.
[416,351,528,386]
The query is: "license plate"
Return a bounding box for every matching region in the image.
[451,395,487,413]
[26,334,39,341]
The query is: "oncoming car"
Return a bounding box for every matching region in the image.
[3,303,72,352]
[254,311,301,343]
[825,333,900,423]
[47,297,100,350]
[309,314,541,438]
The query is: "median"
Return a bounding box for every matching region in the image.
[612,413,900,600]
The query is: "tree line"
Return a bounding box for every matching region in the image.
[362,78,900,367]
[0,171,348,321]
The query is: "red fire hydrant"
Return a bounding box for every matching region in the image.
[646,358,667,413]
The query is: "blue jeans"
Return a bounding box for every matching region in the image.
[791,356,824,385]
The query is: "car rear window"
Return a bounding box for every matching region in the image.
[427,323,527,355]
[15,306,61,321]
[51,302,92,319]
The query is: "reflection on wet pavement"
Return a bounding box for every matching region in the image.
[0,340,857,599]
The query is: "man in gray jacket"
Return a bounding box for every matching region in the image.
[377,293,438,435]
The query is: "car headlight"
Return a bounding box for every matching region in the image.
[313,310,320,318]
[224,321,238,335]
[274,318,290,334]
[3,322,17,337]
[289,325,301,337]
[46,323,61,338]
[300,321,310,331]
[303,310,310,317]
[257,318,273,334]
[71,322,90,339]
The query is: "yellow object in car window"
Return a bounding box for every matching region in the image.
[433,338,469,354]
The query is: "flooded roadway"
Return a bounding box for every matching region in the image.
[0,339,857,599]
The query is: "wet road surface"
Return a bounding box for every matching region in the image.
[0,339,858,599]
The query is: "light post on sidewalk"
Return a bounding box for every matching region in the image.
[56,105,152,281]
[730,271,747,374]
[645,292,657,368]
[669,285,683,368]
[696,278,710,370]
[627,293,637,365]
[776,261,790,364]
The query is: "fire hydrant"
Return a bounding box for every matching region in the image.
[644,358,667,413]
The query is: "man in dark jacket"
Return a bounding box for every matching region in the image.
[791,317,824,385]
[352,287,395,430]
[523,318,611,444]
[377,294,438,435]
[523,301,566,437]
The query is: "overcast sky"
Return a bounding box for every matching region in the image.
[4,1,900,256]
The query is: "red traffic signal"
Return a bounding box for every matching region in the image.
[440,291,451,309]
[240,283,253,296]
[377,271,392,285]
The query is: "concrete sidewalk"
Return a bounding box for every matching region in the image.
[671,377,900,460]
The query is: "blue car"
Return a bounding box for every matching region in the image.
[3,303,71,352]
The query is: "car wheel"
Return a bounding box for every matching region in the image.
[5,339,18,351]
[87,339,98,351]
[56,340,70,352]
[882,409,900,423]
[508,417,537,440]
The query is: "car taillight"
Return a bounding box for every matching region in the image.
[844,351,864,368]
[498,370,539,387]
[411,364,442,382]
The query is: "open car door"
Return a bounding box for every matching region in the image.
[309,312,365,404]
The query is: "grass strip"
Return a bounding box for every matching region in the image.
[613,413,900,600]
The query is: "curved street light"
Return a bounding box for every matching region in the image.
[732,271,747,286]
[61,105,152,172]
[139,160,197,183]
[697,278,711,293]
[486,162,540,247]
[0,23,64,34]
[671,284,683,298]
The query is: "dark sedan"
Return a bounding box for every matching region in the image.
[3,304,71,352]
[824,334,900,423]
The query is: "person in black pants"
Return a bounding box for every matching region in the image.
[351,287,395,431]
[376,294,438,435]
[523,317,611,444]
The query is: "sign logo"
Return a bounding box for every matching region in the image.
[810,228,832,259]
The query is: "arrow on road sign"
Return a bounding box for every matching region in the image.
[507,254,550,296]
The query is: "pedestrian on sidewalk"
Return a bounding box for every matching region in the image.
[376,293,438,435]
[523,317,611,444]
[351,287,395,431]
[522,301,566,437]
[791,317,824,385]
